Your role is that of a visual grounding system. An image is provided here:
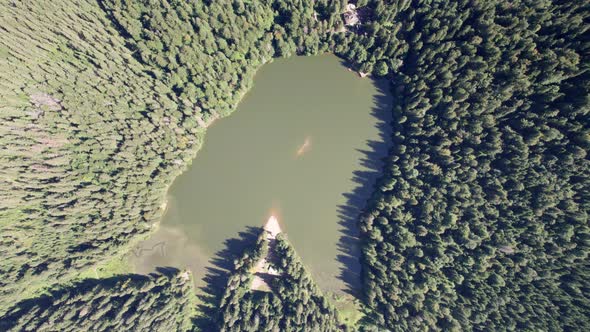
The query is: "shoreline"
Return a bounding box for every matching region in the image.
[125,52,369,297]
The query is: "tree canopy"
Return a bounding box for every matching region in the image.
[217,229,342,331]
[0,270,193,331]
[1,0,588,330]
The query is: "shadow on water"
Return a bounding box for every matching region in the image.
[193,226,261,330]
[336,76,393,297]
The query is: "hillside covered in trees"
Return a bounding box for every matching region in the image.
[355,1,590,330]
[1,0,588,331]
[1,0,198,311]
[217,229,342,331]
[0,270,193,331]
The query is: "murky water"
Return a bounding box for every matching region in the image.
[131,55,392,294]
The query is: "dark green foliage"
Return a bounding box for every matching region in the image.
[357,0,590,330]
[100,0,343,117]
[265,0,344,57]
[332,0,410,74]
[218,231,342,331]
[0,270,193,331]
[101,0,275,118]
[1,0,199,310]
[0,0,342,315]
[2,0,589,330]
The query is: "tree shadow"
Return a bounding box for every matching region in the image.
[192,226,262,330]
[336,77,393,297]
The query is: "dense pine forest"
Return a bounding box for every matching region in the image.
[0,270,193,331]
[356,1,590,330]
[1,0,192,312]
[1,0,588,331]
[217,229,341,331]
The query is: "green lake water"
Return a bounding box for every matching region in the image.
[131,54,392,295]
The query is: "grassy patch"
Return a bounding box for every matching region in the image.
[329,293,364,328]
[75,255,133,280]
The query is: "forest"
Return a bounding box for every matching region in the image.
[356,1,590,330]
[0,269,193,331]
[1,0,588,331]
[217,229,342,331]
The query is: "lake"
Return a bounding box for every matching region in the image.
[130,54,392,295]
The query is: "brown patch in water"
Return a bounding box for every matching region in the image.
[295,136,312,157]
